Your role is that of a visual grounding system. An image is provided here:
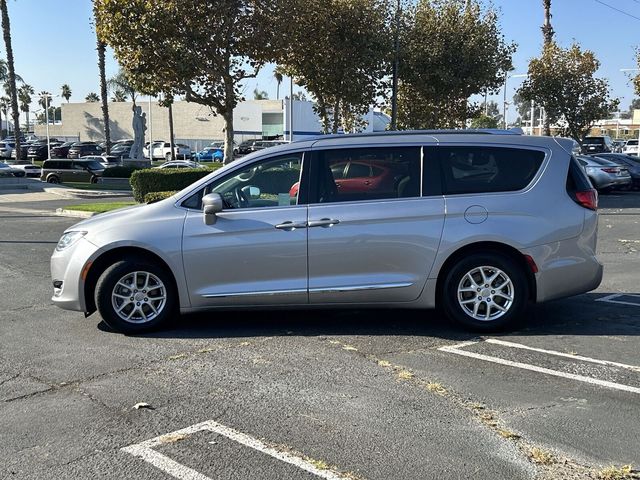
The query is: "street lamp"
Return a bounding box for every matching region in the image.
[502,73,527,129]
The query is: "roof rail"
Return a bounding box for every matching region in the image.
[304,129,522,142]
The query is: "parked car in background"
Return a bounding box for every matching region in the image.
[0,161,25,177]
[153,160,204,169]
[194,147,224,162]
[577,155,631,192]
[40,158,105,184]
[208,140,239,154]
[27,143,56,162]
[81,155,121,168]
[68,142,102,159]
[51,142,76,159]
[581,136,613,154]
[247,140,289,154]
[144,141,192,160]
[0,141,14,159]
[622,139,638,156]
[612,139,626,153]
[10,163,42,178]
[593,153,640,190]
[236,139,261,155]
[11,143,30,161]
[110,145,132,159]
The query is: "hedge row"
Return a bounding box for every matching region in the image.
[144,190,178,203]
[130,168,214,202]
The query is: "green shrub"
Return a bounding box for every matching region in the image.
[103,166,144,178]
[144,190,178,203]
[130,168,212,202]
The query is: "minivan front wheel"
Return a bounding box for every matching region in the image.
[95,259,176,334]
[441,252,528,331]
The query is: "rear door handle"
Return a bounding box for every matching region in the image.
[308,218,340,228]
[275,221,307,231]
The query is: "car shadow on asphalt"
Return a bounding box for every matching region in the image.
[598,189,640,209]
[97,292,640,339]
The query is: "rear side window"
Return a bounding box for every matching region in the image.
[438,146,545,195]
[566,156,592,194]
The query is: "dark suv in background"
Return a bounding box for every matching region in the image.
[40,159,105,184]
[67,142,102,159]
[51,142,76,159]
[581,136,613,154]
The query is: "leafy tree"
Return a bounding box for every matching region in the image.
[470,114,498,129]
[276,0,390,133]
[85,92,100,102]
[512,91,541,126]
[95,0,280,164]
[111,89,128,102]
[620,98,640,120]
[18,83,34,131]
[253,88,268,100]
[0,0,21,156]
[518,42,619,142]
[61,84,72,103]
[397,0,515,129]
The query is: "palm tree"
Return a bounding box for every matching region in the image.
[107,69,138,109]
[61,84,72,103]
[111,89,128,102]
[253,88,268,100]
[97,36,110,154]
[0,1,21,155]
[38,91,53,125]
[18,83,34,133]
[85,92,100,102]
[274,70,283,100]
[0,95,8,135]
[542,0,554,46]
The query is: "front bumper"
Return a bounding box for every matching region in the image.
[50,237,99,312]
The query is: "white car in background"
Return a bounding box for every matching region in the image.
[623,139,638,156]
[10,163,41,177]
[0,141,14,159]
[144,141,192,161]
[0,161,25,177]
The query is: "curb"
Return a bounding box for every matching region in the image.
[55,208,96,218]
[44,186,132,199]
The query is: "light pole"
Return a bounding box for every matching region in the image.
[502,73,527,129]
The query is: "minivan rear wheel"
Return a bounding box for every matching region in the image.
[441,252,528,331]
[47,175,60,184]
[95,259,177,334]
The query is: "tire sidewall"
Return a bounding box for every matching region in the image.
[442,252,528,331]
[95,259,177,334]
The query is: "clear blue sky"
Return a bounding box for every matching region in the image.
[4,0,639,123]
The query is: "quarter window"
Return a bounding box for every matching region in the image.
[438,147,545,195]
[312,147,421,203]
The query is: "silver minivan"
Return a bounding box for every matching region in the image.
[51,131,603,333]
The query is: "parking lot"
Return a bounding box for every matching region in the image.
[1,191,639,480]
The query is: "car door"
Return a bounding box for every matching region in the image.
[307,146,445,304]
[70,161,91,182]
[181,151,308,307]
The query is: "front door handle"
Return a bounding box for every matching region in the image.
[275,221,307,231]
[308,218,340,228]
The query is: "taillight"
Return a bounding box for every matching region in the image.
[601,167,619,174]
[574,189,598,210]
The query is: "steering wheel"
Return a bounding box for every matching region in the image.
[234,186,250,208]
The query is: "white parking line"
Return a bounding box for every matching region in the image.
[485,339,640,372]
[595,293,640,307]
[439,341,640,395]
[122,420,354,480]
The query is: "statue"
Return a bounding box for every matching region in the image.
[129,105,146,159]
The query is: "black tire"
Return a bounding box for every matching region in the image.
[47,175,60,184]
[90,176,99,184]
[441,252,529,332]
[95,259,177,334]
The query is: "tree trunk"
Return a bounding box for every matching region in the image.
[541,0,553,136]
[168,101,175,161]
[1,0,21,159]
[222,110,234,165]
[332,99,340,134]
[97,38,111,154]
[25,109,29,133]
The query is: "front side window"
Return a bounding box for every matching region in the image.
[311,147,421,204]
[183,153,303,210]
[439,146,545,195]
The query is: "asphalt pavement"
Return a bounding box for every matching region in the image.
[1,189,639,480]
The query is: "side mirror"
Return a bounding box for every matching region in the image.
[202,192,223,225]
[241,185,261,199]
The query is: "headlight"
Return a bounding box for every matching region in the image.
[55,231,87,252]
